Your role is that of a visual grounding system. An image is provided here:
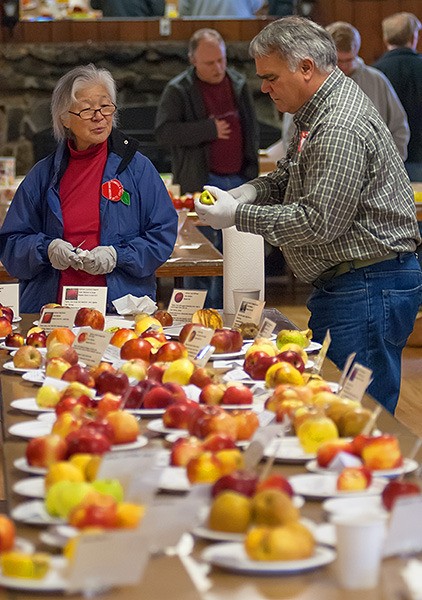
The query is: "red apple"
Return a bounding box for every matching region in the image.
[201,432,237,452]
[69,494,118,529]
[66,429,112,457]
[124,380,160,410]
[120,337,152,361]
[170,436,203,467]
[46,327,75,348]
[74,307,105,331]
[255,474,294,498]
[143,385,176,409]
[0,316,12,337]
[211,328,243,354]
[80,418,114,442]
[0,514,16,553]
[96,392,123,418]
[163,400,199,429]
[381,479,421,511]
[139,329,167,344]
[62,364,95,388]
[187,405,238,440]
[244,352,279,381]
[189,366,214,389]
[186,451,223,484]
[221,382,253,405]
[45,357,72,379]
[211,470,259,498]
[25,433,68,468]
[276,350,305,373]
[89,361,116,384]
[4,332,24,348]
[161,382,187,403]
[231,409,260,441]
[199,383,227,405]
[109,328,137,348]
[0,306,14,322]
[95,370,130,396]
[12,345,43,369]
[26,331,47,348]
[46,342,78,365]
[55,394,96,417]
[153,310,173,327]
[146,362,167,383]
[336,466,372,491]
[361,435,403,470]
[153,341,188,363]
[104,409,140,445]
[316,439,355,468]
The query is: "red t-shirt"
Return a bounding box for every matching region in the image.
[57,140,107,302]
[198,75,244,175]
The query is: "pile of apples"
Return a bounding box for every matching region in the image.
[0,304,15,338]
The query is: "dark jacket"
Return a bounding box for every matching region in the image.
[90,0,164,16]
[0,129,177,313]
[373,48,422,162]
[155,66,259,194]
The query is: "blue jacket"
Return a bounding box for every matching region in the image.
[0,129,178,313]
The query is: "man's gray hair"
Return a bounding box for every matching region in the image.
[249,16,337,73]
[51,63,117,141]
[382,12,421,47]
[188,28,225,60]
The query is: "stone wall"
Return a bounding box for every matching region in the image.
[0,41,279,175]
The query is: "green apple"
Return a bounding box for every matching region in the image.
[120,359,147,382]
[35,385,62,408]
[45,480,93,518]
[92,479,124,503]
[199,190,216,205]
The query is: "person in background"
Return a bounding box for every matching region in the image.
[0,64,177,313]
[267,0,295,17]
[178,0,264,17]
[195,16,422,415]
[326,21,409,161]
[90,0,164,17]
[373,12,422,182]
[155,28,259,308]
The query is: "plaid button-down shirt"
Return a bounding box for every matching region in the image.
[235,68,420,283]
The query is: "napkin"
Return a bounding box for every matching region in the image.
[112,294,157,316]
[402,559,422,600]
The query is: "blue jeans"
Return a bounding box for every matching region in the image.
[307,253,422,414]
[184,173,247,309]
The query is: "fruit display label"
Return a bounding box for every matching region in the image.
[61,286,107,314]
[39,307,77,334]
[67,530,149,594]
[0,283,19,316]
[168,289,207,323]
[384,496,422,557]
[339,363,373,403]
[258,317,276,339]
[72,328,113,367]
[313,329,331,375]
[184,326,214,364]
[232,299,265,329]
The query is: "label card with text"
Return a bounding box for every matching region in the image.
[258,317,276,339]
[383,496,422,557]
[312,329,331,375]
[184,325,214,363]
[0,283,19,317]
[72,327,113,367]
[339,362,373,402]
[38,307,77,334]
[337,352,357,392]
[167,289,207,323]
[66,530,149,594]
[61,286,107,314]
[232,299,265,329]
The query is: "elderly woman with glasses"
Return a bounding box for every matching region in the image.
[0,64,178,313]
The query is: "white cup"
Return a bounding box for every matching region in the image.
[331,512,388,590]
[232,289,260,313]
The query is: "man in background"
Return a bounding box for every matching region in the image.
[373,12,422,181]
[155,28,259,307]
[327,21,409,161]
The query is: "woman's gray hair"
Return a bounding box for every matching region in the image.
[250,16,337,73]
[51,64,117,141]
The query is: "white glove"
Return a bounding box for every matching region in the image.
[194,186,238,230]
[229,183,257,204]
[81,246,117,275]
[48,239,83,271]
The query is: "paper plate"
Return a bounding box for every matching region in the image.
[322,495,385,516]
[11,398,53,415]
[13,457,47,476]
[13,476,45,499]
[288,473,388,500]
[3,361,43,373]
[0,557,67,592]
[306,458,418,479]
[147,418,188,437]
[8,420,51,439]
[22,371,46,385]
[263,437,316,464]
[201,542,336,575]
[11,500,65,526]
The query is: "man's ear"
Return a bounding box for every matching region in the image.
[300,58,315,80]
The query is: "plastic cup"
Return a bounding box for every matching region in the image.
[232,289,260,313]
[331,512,388,589]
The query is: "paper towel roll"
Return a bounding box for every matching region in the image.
[222,226,265,315]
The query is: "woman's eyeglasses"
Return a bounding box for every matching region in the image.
[68,103,117,120]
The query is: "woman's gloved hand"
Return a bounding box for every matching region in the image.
[48,239,83,270]
[80,246,117,275]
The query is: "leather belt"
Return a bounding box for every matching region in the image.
[313,251,400,287]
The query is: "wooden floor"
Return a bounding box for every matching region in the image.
[266,276,422,438]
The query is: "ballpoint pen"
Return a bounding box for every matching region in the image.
[72,239,86,252]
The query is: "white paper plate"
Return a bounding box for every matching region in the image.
[0,341,24,351]
[13,477,45,499]
[208,346,249,361]
[201,542,336,575]
[305,341,322,353]
[110,435,148,452]
[322,495,386,516]
[193,525,245,543]
[11,398,53,415]
[263,437,316,464]
[13,457,47,476]
[39,526,78,549]
[147,418,188,437]
[0,557,67,592]
[8,420,51,439]
[306,458,419,479]
[11,500,65,526]
[288,473,388,500]
[22,370,45,385]
[12,537,35,554]
[2,360,43,373]
[158,466,191,492]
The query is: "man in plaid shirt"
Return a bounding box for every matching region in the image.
[195,16,422,414]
